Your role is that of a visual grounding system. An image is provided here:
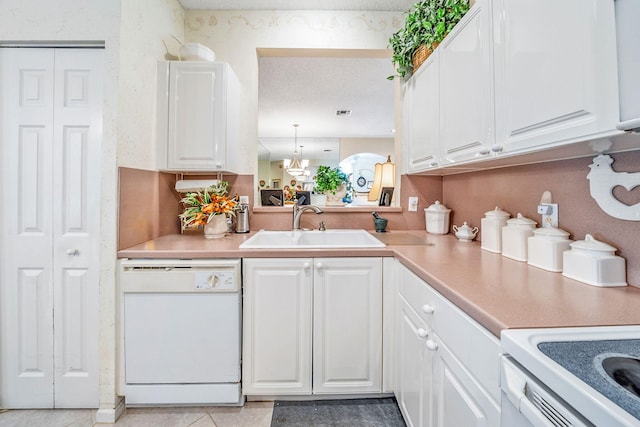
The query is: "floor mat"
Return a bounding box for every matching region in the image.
[270,397,406,426]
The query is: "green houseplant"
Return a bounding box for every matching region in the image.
[314,165,348,195]
[388,0,470,80]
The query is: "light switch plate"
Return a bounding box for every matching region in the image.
[408,197,418,212]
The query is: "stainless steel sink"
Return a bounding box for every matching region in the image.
[238,229,385,249]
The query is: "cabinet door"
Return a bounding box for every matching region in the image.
[404,52,440,172]
[493,0,619,153]
[395,296,431,427]
[166,61,227,170]
[440,0,494,164]
[242,258,313,395]
[313,258,382,394]
[430,333,501,427]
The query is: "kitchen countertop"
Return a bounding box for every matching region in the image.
[118,231,640,338]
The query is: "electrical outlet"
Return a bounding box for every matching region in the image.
[539,203,558,228]
[408,197,419,212]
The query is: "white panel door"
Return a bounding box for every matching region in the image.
[242,258,313,395]
[312,258,382,394]
[0,48,102,408]
[404,51,440,172]
[440,0,494,164]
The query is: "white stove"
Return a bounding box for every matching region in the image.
[501,325,640,427]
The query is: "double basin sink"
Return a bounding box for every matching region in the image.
[239,229,385,249]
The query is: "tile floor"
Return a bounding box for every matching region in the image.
[0,402,274,427]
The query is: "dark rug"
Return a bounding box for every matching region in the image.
[270,397,406,427]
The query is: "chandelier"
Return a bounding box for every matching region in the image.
[283,123,309,177]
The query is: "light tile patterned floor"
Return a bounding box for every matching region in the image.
[0,402,274,427]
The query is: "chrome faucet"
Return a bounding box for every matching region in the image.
[292,204,324,230]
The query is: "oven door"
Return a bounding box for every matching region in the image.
[501,356,594,427]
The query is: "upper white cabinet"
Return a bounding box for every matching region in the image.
[403,0,622,173]
[242,257,383,396]
[439,0,494,165]
[157,61,240,172]
[404,0,493,173]
[404,51,440,173]
[492,0,619,154]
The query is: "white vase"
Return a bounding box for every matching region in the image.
[204,214,227,239]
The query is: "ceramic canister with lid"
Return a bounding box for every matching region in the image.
[501,213,537,262]
[481,207,511,253]
[562,234,627,287]
[527,227,572,272]
[424,201,451,234]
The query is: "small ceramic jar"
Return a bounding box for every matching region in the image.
[562,234,627,287]
[453,222,478,242]
[424,201,451,235]
[481,207,511,253]
[501,213,537,262]
[527,227,573,272]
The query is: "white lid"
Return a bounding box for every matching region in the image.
[425,200,451,213]
[532,227,570,240]
[484,206,511,219]
[570,234,617,253]
[505,213,537,228]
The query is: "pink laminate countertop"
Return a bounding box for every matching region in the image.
[118,231,640,337]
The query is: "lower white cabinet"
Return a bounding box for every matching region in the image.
[395,264,501,426]
[242,257,382,396]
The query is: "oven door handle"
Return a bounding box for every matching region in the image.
[502,357,558,427]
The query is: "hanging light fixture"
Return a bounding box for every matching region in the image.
[283,123,309,177]
[368,155,395,202]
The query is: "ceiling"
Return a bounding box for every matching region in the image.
[178,0,415,11]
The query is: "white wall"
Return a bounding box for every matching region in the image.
[184,10,403,175]
[117,0,185,170]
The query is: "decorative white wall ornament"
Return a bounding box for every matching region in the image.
[587,154,640,221]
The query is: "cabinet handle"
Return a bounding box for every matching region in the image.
[491,144,503,153]
[478,147,490,156]
[66,248,80,256]
[426,339,438,351]
[303,262,311,271]
[422,304,435,315]
[315,262,323,270]
[417,328,428,339]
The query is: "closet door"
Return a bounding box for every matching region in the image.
[0,48,103,408]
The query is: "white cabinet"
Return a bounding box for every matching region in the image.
[404,51,440,173]
[156,61,239,172]
[403,0,493,172]
[242,257,382,396]
[440,0,494,164]
[492,0,619,154]
[395,264,501,426]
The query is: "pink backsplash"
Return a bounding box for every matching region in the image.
[118,151,639,286]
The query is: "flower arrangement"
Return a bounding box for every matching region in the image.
[179,181,239,227]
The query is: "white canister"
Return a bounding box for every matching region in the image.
[562,234,627,287]
[527,227,573,272]
[501,213,537,262]
[481,207,511,253]
[424,201,451,235]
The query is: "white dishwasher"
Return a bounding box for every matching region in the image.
[119,258,241,406]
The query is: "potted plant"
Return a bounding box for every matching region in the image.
[388,0,470,80]
[314,165,348,205]
[179,181,240,239]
